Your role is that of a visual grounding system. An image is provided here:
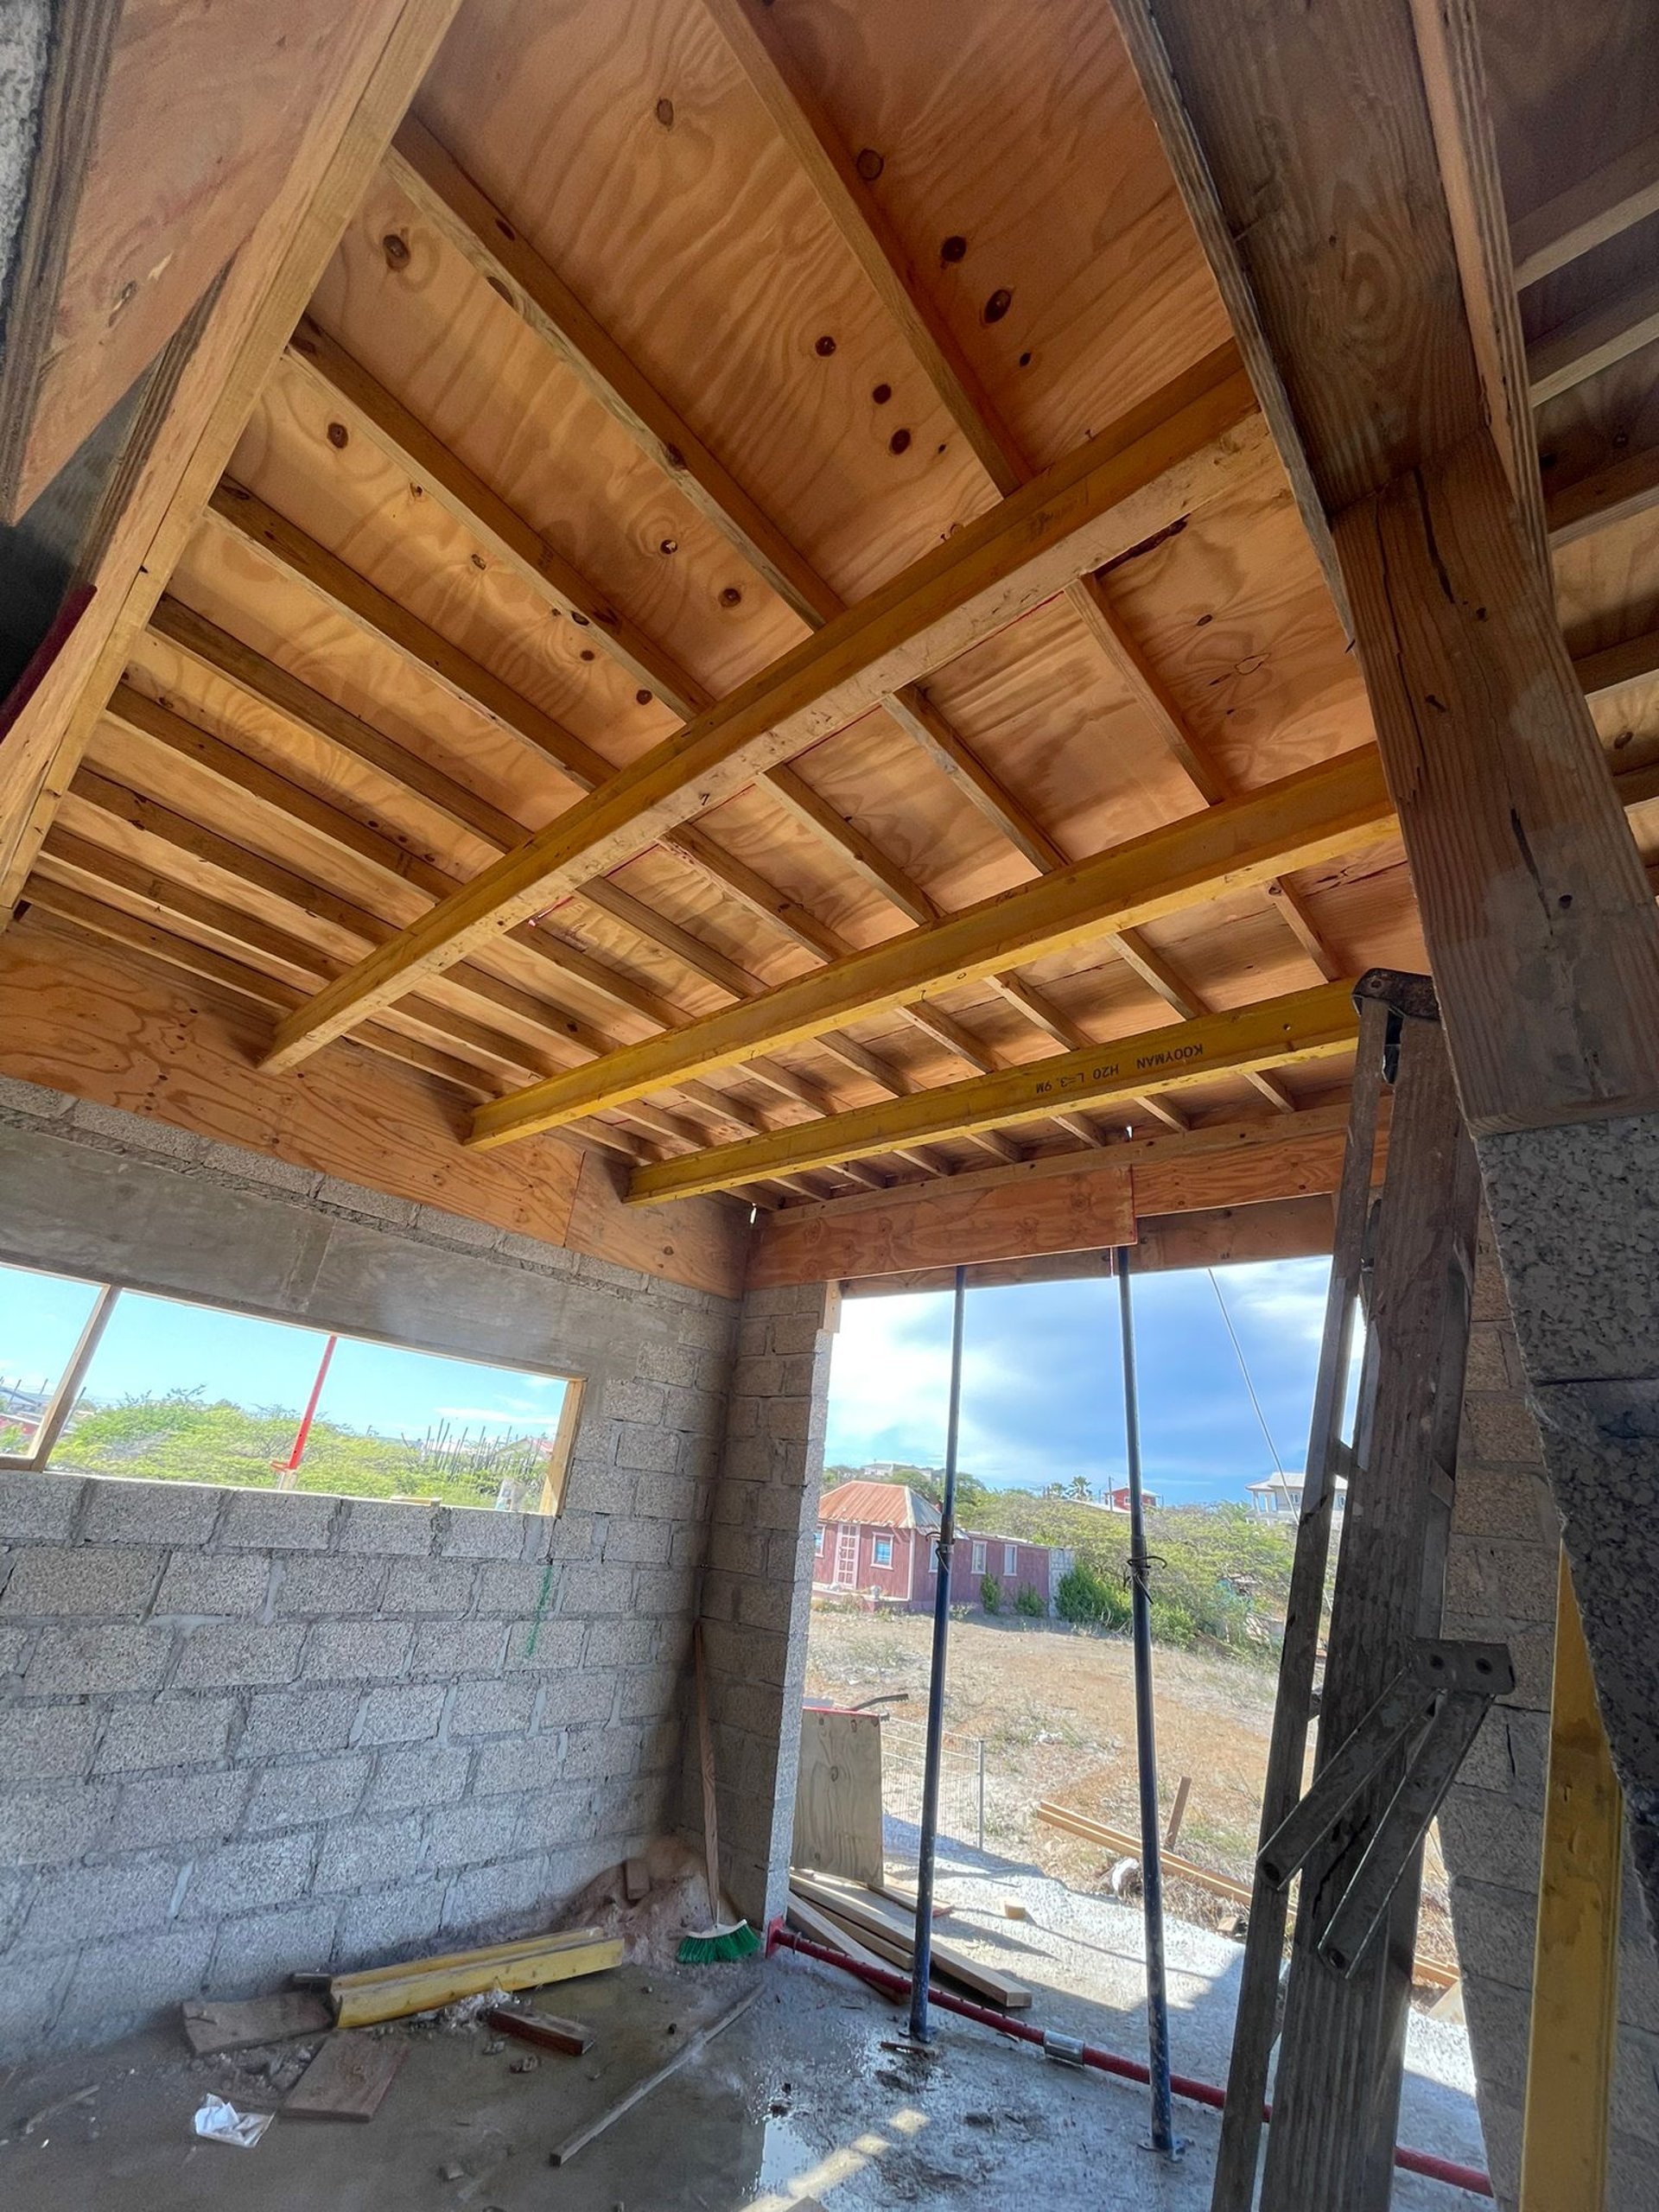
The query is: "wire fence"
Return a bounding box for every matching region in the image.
[878,1714,987,1857]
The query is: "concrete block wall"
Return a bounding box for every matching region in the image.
[1440,1224,1659,2209]
[697,1281,838,1929]
[0,1075,741,2056]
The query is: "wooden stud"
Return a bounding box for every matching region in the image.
[1518,1551,1623,2212]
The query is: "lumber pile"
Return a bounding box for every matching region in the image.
[1032,1802,1459,1990]
[329,1926,623,2027]
[786,1872,1032,2009]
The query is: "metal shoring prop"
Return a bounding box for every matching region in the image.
[906,1262,968,2044]
[1117,1246,1183,2158]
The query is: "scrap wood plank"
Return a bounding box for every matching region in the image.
[547,1982,763,2167]
[1031,1803,1459,1987]
[330,1927,622,2027]
[181,1992,334,2054]
[792,1707,884,1886]
[785,1891,905,2000]
[789,1876,1032,2009]
[283,2030,407,2120]
[484,2004,594,2056]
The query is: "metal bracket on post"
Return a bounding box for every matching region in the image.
[1256,1637,1511,1977]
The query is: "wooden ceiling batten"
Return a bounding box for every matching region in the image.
[625,979,1363,1205]
[257,345,1265,1069]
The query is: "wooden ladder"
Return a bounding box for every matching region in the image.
[1211,970,1499,2212]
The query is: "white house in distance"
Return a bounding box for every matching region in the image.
[1247,1469,1348,1519]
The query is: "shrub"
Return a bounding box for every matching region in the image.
[1055,1560,1132,1630]
[979,1573,1001,1614]
[1014,1583,1044,1618]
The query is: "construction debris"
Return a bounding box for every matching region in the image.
[790,1874,1032,2010]
[283,2031,407,2121]
[193,2094,273,2149]
[546,1983,764,2168]
[181,1993,333,2055]
[329,1928,623,2027]
[485,2004,594,2056]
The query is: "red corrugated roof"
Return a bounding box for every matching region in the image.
[817,1479,941,1530]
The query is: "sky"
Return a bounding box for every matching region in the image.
[3,1251,1335,1504]
[0,1263,569,1445]
[823,1256,1335,1506]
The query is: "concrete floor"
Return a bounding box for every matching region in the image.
[0,1840,1489,2209]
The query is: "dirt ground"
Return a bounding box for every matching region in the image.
[804,1605,1457,1973]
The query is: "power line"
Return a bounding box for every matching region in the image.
[1207,1268,1287,1475]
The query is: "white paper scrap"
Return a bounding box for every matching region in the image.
[193,2094,274,2149]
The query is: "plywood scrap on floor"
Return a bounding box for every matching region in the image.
[181,1992,334,2055]
[329,1927,622,2027]
[283,2030,408,2120]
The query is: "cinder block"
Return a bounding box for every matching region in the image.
[356,1681,446,1745]
[562,1724,641,1781]
[448,1676,537,1738]
[111,1770,248,1852]
[300,1619,412,1682]
[602,1378,666,1426]
[181,1831,317,1918]
[381,1557,476,1616]
[71,1096,201,1157]
[616,1663,679,1724]
[0,1945,72,2056]
[410,1619,508,1677]
[333,1878,448,1970]
[219,1490,336,1552]
[1458,1706,1549,1802]
[1452,1462,1557,1547]
[0,1626,29,1677]
[635,1338,699,1388]
[632,1566,693,1617]
[475,1561,554,1616]
[580,1618,656,1669]
[1440,1787,1543,1896]
[206,1902,338,1995]
[0,1545,164,1618]
[95,1696,236,1774]
[316,1174,417,1227]
[525,1510,598,1562]
[509,1783,601,1849]
[152,1553,270,1618]
[0,1071,73,1121]
[24,1623,173,1696]
[271,1554,385,1616]
[334,1501,435,1558]
[602,1517,672,1566]
[1448,1875,1536,1995]
[314,1813,428,1893]
[62,1925,214,2017]
[79,1479,220,1548]
[194,1137,320,1196]
[1462,1390,1546,1469]
[439,1509,528,1560]
[613,1424,680,1476]
[504,1618,587,1671]
[244,1753,370,1834]
[442,1852,550,1933]
[238,1686,358,1762]
[495,1229,579,1274]
[0,1782,113,1866]
[1444,1535,1560,1625]
[0,1701,98,1782]
[474,1734,563,1798]
[1613,2024,1659,2147]
[426,1799,521,1867]
[411,1200,499,1249]
[537,1669,618,1727]
[560,1563,634,1615]
[172,1620,305,1690]
[362,1743,470,1815]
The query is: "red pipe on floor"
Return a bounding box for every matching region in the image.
[770,1925,1492,2199]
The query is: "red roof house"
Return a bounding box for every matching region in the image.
[814,1480,1072,1616]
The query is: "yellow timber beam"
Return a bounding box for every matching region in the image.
[467,748,1394,1152]
[623,981,1363,1204]
[1519,1550,1623,2211]
[257,346,1263,1075]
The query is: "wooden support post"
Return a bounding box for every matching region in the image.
[1519,1552,1623,2212]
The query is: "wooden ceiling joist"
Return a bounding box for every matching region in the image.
[1527,276,1659,410]
[257,344,1264,1071]
[625,979,1363,1204]
[465,747,1393,1150]
[1510,129,1659,293]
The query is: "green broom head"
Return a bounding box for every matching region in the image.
[677,1918,763,1965]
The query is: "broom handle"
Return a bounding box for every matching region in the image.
[693,1620,721,1923]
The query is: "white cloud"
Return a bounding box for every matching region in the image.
[434,1404,562,1427]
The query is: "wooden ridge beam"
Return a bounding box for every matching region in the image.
[0,0,465,924]
[465,747,1392,1150]
[258,346,1265,1071]
[625,981,1363,1203]
[1511,130,1659,291]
